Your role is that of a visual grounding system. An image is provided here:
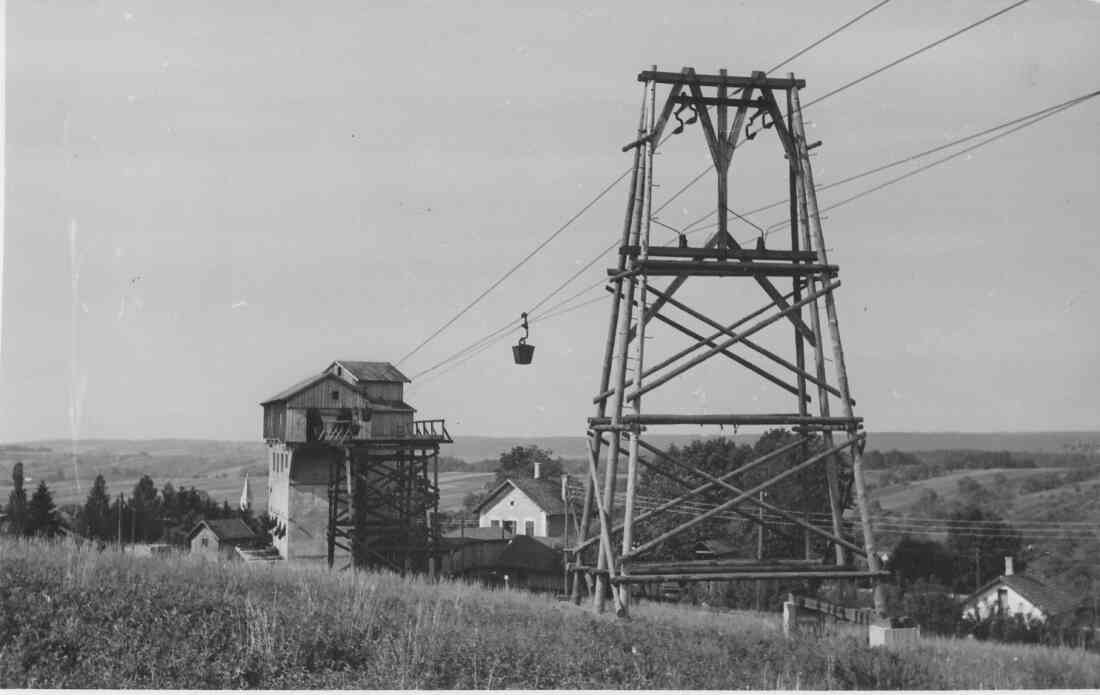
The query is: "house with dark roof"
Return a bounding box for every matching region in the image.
[188,518,261,561]
[961,557,1079,624]
[474,467,567,538]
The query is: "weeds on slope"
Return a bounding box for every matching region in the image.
[1,538,1098,689]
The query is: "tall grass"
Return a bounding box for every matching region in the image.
[1,537,1098,688]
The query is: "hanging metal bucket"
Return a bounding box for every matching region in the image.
[512,340,535,365]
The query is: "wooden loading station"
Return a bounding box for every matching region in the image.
[569,68,889,616]
[261,361,452,572]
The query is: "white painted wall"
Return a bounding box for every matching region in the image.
[266,445,292,558]
[479,486,547,536]
[964,583,1046,623]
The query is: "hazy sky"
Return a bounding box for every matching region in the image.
[2,0,1098,443]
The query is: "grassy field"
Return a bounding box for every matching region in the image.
[870,466,1070,511]
[1,538,1099,689]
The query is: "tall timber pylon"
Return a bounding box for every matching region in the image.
[569,67,889,617]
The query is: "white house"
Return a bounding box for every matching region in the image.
[474,468,567,538]
[961,557,1077,624]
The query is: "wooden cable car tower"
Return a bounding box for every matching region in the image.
[569,67,889,616]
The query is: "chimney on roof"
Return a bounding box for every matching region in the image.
[1005,556,1014,576]
[533,461,541,479]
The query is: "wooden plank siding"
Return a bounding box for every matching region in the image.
[286,376,369,410]
[263,402,287,440]
[362,382,404,402]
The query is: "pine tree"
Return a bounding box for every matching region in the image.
[131,475,160,542]
[26,480,59,537]
[5,462,28,535]
[82,474,112,541]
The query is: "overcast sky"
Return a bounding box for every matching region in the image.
[2,0,1098,443]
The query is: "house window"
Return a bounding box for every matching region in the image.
[524,520,534,536]
[331,390,340,401]
[490,520,500,528]
[997,587,1008,613]
[503,520,516,535]
[201,536,209,547]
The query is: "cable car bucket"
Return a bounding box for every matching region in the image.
[512,312,535,365]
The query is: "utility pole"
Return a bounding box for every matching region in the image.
[756,491,764,611]
[117,493,124,547]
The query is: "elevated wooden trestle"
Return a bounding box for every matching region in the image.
[569,67,887,617]
[325,424,452,573]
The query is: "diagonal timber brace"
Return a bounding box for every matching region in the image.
[624,434,866,558]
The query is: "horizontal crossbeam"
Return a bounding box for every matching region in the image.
[589,414,861,429]
[613,259,837,278]
[621,245,818,262]
[611,570,887,583]
[625,558,857,573]
[670,94,768,109]
[638,70,805,89]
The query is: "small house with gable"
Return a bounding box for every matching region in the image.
[961,557,1078,624]
[474,467,567,538]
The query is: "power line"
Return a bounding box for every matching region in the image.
[764,0,895,75]
[396,166,634,367]
[762,88,1100,232]
[411,290,609,388]
[398,0,897,371]
[683,88,1100,236]
[670,0,1036,238]
[802,0,1032,110]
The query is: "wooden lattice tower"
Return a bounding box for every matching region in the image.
[569,67,888,616]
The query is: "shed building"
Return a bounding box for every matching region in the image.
[188,518,260,560]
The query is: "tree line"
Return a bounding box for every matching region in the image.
[3,461,258,545]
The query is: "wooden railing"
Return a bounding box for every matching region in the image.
[312,418,452,443]
[406,419,452,442]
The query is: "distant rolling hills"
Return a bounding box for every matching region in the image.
[1,431,1095,513]
[441,431,1100,462]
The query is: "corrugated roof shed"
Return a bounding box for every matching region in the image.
[335,361,410,383]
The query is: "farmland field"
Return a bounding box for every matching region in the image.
[870,466,1069,511]
[2,538,1099,689]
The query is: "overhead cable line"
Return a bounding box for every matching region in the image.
[396,167,633,367]
[409,0,1042,384]
[762,89,1100,232]
[680,88,1100,238]
[801,0,1032,110]
[397,0,896,370]
[673,0,1035,237]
